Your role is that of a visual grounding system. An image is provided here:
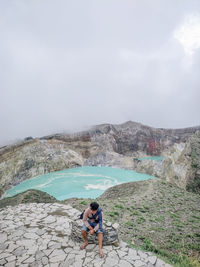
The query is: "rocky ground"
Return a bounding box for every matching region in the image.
[1,180,200,266]
[65,180,200,267]
[0,202,172,267]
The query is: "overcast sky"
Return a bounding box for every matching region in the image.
[1,0,200,145]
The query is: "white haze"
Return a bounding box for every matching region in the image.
[1,0,200,146]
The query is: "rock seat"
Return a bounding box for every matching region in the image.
[71,219,119,246]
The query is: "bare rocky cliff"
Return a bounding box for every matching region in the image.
[1,121,200,197]
[42,121,200,157]
[0,139,84,196]
[135,130,200,192]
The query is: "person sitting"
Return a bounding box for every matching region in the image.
[80,202,104,258]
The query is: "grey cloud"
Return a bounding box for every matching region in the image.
[1,0,200,145]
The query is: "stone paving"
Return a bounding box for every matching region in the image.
[0,203,172,267]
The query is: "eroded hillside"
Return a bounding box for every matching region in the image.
[1,121,200,197]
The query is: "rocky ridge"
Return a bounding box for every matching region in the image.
[41,121,200,157]
[1,121,200,197]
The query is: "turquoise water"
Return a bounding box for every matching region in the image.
[3,166,156,200]
[137,156,164,162]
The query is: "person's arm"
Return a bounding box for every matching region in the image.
[83,208,93,230]
[94,211,103,232]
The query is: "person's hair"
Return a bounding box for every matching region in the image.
[90,202,99,211]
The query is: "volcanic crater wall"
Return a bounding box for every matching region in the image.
[1,121,200,197]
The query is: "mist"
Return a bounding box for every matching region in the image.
[1,0,200,146]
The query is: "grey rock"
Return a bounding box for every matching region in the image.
[155,258,167,267]
[73,260,84,267]
[0,233,7,243]
[134,260,146,267]
[0,252,12,259]
[42,256,48,265]
[71,222,119,246]
[49,254,66,263]
[36,229,45,236]
[49,249,66,258]
[5,255,16,262]
[107,250,119,259]
[118,260,133,267]
[138,250,147,259]
[0,243,9,250]
[43,249,54,257]
[43,215,56,224]
[104,256,119,266]
[0,258,7,265]
[128,248,137,257]
[117,250,127,257]
[23,256,35,264]
[112,223,119,229]
[105,221,112,227]
[35,250,44,260]
[148,255,157,265]
[86,244,96,252]
[24,233,39,239]
[93,261,104,267]
[5,262,16,267]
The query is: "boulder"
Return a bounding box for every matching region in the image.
[71,221,119,246]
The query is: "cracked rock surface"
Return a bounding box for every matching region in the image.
[0,203,172,267]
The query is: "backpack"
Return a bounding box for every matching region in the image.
[79,209,85,220]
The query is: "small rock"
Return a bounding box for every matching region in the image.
[0,233,7,243]
[155,258,167,267]
[117,250,127,258]
[108,250,118,258]
[112,223,119,229]
[0,243,9,250]
[0,252,12,259]
[128,248,137,257]
[148,255,157,265]
[49,249,66,258]
[24,233,39,239]
[5,262,16,267]
[0,259,6,265]
[118,260,133,267]
[36,229,45,236]
[6,255,16,262]
[134,260,146,267]
[104,257,119,266]
[138,250,148,259]
[86,244,96,252]
[119,241,128,248]
[42,256,49,265]
[43,215,56,224]
[23,256,35,264]
[73,260,83,267]
[49,254,66,263]
[35,250,44,260]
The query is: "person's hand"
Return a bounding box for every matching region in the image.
[89,229,95,235]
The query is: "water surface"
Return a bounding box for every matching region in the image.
[137,156,164,162]
[3,166,156,200]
